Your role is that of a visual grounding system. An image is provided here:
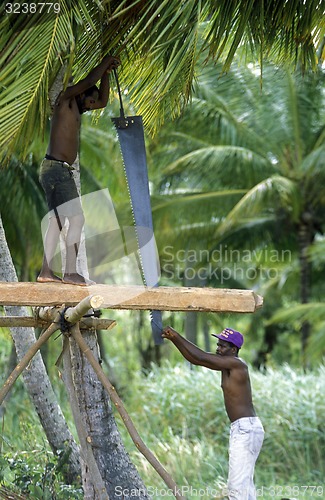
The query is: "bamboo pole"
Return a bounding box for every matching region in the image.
[63,295,104,323]
[61,338,109,500]
[0,296,184,498]
[0,486,27,499]
[70,324,186,500]
[0,298,104,406]
[0,315,116,330]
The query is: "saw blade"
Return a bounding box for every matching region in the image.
[112,115,163,344]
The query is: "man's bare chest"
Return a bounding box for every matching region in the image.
[54,100,80,129]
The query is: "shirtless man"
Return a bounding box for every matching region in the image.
[37,55,120,285]
[162,326,264,500]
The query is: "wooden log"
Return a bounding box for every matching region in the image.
[63,295,104,324]
[0,316,117,330]
[0,282,263,313]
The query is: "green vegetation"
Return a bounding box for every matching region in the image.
[0,58,324,496]
[2,60,324,368]
[0,451,83,499]
[124,363,325,495]
[1,344,324,498]
[1,1,324,496]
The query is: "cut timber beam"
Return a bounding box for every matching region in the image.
[0,316,116,330]
[0,282,263,313]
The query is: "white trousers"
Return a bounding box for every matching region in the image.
[227,417,264,500]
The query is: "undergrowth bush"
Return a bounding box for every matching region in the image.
[0,450,83,499]
[1,361,324,498]
[118,362,325,498]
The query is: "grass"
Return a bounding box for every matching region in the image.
[0,351,324,498]
[117,362,325,498]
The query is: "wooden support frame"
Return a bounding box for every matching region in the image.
[0,294,185,499]
[0,282,263,313]
[0,315,116,329]
[0,281,263,498]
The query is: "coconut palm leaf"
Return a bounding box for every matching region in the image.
[204,0,325,71]
[308,238,325,266]
[162,145,273,189]
[153,189,246,211]
[267,303,325,325]
[1,1,324,158]
[0,9,74,156]
[215,175,301,238]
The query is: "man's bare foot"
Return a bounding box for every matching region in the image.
[63,273,90,286]
[37,274,62,283]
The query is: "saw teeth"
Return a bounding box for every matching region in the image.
[115,128,148,287]
[112,117,163,344]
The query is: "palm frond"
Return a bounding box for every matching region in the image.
[215,175,301,238]
[1,0,324,158]
[267,302,325,325]
[119,0,202,133]
[299,146,325,178]
[308,238,325,265]
[152,189,246,212]
[0,10,74,158]
[162,145,273,190]
[204,0,324,71]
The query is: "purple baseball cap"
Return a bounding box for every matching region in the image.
[211,328,244,349]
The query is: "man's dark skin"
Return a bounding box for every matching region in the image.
[162,326,256,422]
[38,55,120,286]
[48,55,119,165]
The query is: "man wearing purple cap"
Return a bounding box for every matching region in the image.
[162,325,264,500]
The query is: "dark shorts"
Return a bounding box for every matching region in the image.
[39,158,83,217]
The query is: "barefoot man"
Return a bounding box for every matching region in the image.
[37,55,120,286]
[162,326,264,500]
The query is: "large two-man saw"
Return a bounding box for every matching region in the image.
[111,69,163,344]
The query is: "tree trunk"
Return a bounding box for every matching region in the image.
[202,315,211,352]
[0,214,81,482]
[65,329,150,499]
[184,266,207,345]
[60,96,149,496]
[298,218,313,367]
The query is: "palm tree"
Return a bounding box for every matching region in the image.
[215,68,325,364]
[0,215,81,483]
[1,0,324,156]
[0,1,324,494]
[151,61,325,365]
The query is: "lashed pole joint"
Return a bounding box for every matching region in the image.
[0,294,185,499]
[0,306,64,405]
[0,295,102,406]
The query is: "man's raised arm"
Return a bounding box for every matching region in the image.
[162,326,239,371]
[62,55,120,102]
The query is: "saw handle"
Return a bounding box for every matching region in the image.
[113,68,125,119]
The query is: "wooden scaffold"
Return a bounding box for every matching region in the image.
[0,282,263,499]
